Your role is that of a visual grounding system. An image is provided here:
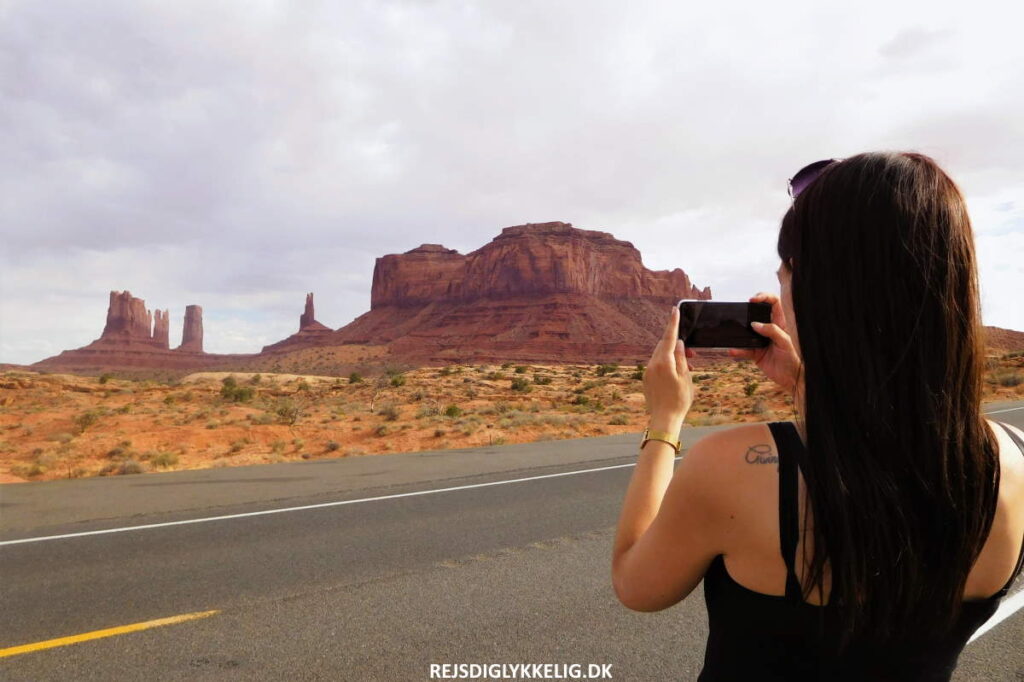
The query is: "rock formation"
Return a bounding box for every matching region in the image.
[330,221,713,363]
[300,293,331,331]
[152,309,170,350]
[261,292,336,353]
[178,305,204,353]
[32,292,231,372]
[370,224,711,308]
[100,291,153,341]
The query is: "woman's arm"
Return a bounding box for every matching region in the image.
[611,306,695,607]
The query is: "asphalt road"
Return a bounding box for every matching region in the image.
[1,403,1022,681]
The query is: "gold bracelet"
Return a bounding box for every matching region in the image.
[640,427,681,454]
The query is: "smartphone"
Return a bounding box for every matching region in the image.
[676,299,772,349]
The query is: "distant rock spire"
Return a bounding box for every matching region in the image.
[152,309,170,349]
[177,305,204,352]
[300,292,316,330]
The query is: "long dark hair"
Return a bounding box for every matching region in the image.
[777,151,1000,654]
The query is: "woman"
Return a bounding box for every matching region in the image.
[610,152,1024,680]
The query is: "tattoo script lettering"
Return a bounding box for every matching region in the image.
[744,443,778,465]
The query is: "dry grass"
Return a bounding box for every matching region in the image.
[0,352,1020,482]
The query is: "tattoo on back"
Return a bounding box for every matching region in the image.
[744,443,778,466]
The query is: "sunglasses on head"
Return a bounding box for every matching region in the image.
[787,158,841,199]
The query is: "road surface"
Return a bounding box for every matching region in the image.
[2,403,1022,680]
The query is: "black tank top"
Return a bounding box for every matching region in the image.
[698,419,1024,681]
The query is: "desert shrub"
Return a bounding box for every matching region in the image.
[74,410,102,434]
[608,414,629,425]
[694,373,713,382]
[349,372,363,384]
[416,403,440,418]
[486,371,506,381]
[410,389,426,401]
[631,364,645,380]
[744,380,759,397]
[221,384,254,402]
[109,459,144,475]
[533,374,552,385]
[249,373,262,384]
[494,401,512,414]
[389,374,406,387]
[220,375,253,401]
[325,441,340,452]
[98,373,114,384]
[433,429,446,438]
[438,366,454,376]
[995,372,1022,387]
[751,398,767,415]
[596,363,619,376]
[572,395,590,406]
[274,398,302,425]
[163,394,176,406]
[444,404,463,418]
[271,440,286,454]
[379,402,400,421]
[151,452,178,468]
[514,365,527,374]
[230,439,247,453]
[374,424,390,437]
[500,362,513,369]
[297,380,311,392]
[510,377,532,392]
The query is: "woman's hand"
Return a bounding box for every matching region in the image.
[727,292,801,393]
[642,306,695,430]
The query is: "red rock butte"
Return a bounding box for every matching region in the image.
[321,221,712,363]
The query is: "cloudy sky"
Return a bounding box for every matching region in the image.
[2,0,1022,365]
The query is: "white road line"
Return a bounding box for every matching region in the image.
[0,458,678,547]
[2,406,1021,642]
[985,406,1024,415]
[968,587,1024,643]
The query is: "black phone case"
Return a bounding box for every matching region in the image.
[677,301,772,349]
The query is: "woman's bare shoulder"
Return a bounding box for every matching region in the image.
[685,422,783,491]
[689,422,781,462]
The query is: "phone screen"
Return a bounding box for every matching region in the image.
[677,301,772,349]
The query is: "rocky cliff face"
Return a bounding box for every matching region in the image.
[333,221,712,363]
[100,291,154,341]
[178,305,204,352]
[371,222,710,308]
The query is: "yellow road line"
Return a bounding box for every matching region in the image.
[0,610,220,659]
